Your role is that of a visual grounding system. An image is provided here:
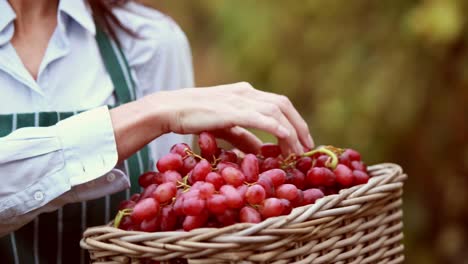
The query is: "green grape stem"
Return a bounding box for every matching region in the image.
[113,208,132,228]
[302,146,340,169]
[184,148,204,161]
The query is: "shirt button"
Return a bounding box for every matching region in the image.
[34,191,44,201]
[106,173,116,182]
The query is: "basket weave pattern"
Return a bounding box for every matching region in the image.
[81,163,406,264]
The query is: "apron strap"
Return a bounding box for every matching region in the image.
[95,28,136,104]
[95,28,151,193]
[0,27,153,264]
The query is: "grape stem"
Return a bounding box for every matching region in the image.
[113,208,132,228]
[184,148,204,161]
[280,154,298,170]
[177,175,191,191]
[302,146,340,170]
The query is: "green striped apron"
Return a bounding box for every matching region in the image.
[0,29,152,263]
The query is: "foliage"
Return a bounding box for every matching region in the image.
[148,1,468,263]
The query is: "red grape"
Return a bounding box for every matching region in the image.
[216,209,239,226]
[216,161,240,173]
[205,172,225,190]
[315,155,331,167]
[344,149,361,161]
[239,206,261,223]
[260,198,285,218]
[160,205,177,231]
[157,153,183,172]
[119,215,134,230]
[245,185,266,204]
[119,200,136,210]
[218,150,238,163]
[198,182,215,199]
[173,195,185,216]
[162,170,182,184]
[138,172,158,188]
[153,182,177,203]
[180,156,197,175]
[183,213,208,231]
[190,181,204,190]
[351,160,366,172]
[183,196,206,216]
[291,189,304,207]
[334,164,354,187]
[140,216,159,232]
[296,157,312,174]
[286,168,306,189]
[215,147,223,157]
[220,185,244,208]
[338,154,351,167]
[260,143,281,158]
[199,132,218,159]
[306,167,336,187]
[152,172,165,184]
[221,167,246,187]
[140,184,158,200]
[241,154,259,183]
[260,169,286,187]
[353,170,370,185]
[302,188,324,205]
[118,138,371,232]
[170,143,191,158]
[191,159,212,182]
[237,185,248,201]
[130,193,141,202]
[257,176,276,197]
[281,199,292,215]
[207,194,228,214]
[260,157,281,172]
[276,184,299,201]
[184,189,201,198]
[131,198,159,223]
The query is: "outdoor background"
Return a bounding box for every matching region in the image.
[148,1,468,263]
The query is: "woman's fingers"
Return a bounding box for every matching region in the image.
[263,93,313,149]
[156,83,313,155]
[236,110,290,140]
[211,126,263,154]
[242,98,302,155]
[277,113,304,155]
[241,87,313,149]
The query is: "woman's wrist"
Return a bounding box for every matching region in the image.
[141,91,173,135]
[110,93,169,162]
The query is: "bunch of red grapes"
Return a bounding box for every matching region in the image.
[114,132,370,233]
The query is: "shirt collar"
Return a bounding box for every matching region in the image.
[0,1,16,45]
[59,0,96,36]
[0,0,96,39]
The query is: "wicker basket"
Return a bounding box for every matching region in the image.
[81,163,406,264]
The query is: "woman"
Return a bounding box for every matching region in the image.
[0,0,314,263]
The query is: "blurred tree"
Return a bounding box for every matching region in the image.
[147,0,468,263]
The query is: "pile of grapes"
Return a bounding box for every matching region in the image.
[114,132,370,232]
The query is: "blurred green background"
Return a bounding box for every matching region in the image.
[148,0,468,263]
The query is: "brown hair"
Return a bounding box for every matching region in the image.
[88,0,136,43]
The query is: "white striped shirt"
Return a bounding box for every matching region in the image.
[0,0,194,236]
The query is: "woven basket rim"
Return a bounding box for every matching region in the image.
[81,162,407,263]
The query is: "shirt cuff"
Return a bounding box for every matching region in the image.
[56,106,118,186]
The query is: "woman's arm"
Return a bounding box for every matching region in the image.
[0,107,123,234]
[110,83,314,163]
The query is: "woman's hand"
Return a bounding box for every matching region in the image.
[111,82,314,162]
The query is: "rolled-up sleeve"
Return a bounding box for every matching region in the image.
[0,106,127,234]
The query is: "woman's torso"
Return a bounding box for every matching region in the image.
[0,0,194,263]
